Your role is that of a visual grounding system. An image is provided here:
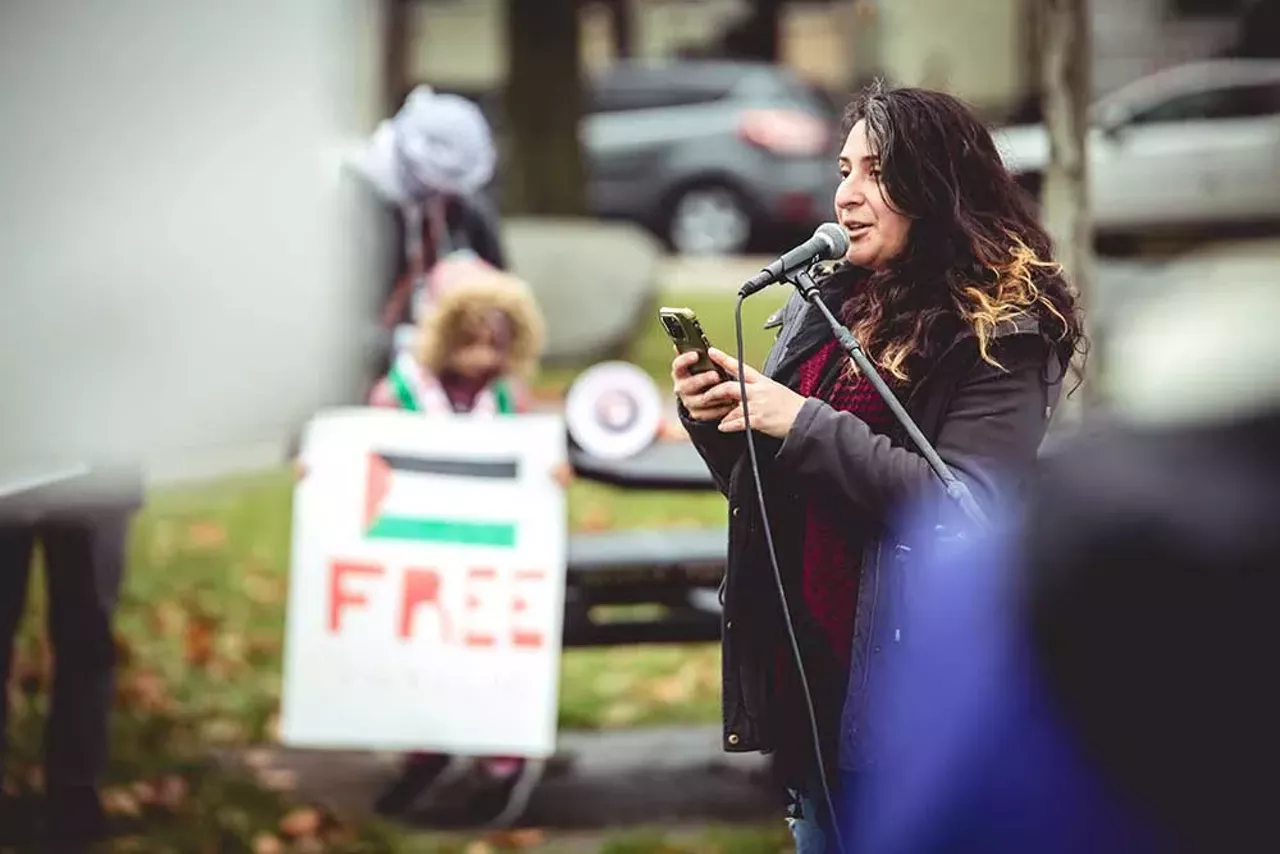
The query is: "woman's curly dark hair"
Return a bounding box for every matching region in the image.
[835,82,1084,382]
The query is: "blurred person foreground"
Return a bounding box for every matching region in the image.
[840,272,1280,854]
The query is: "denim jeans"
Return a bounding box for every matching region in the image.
[786,787,830,854]
[0,512,129,791]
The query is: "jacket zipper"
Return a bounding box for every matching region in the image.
[858,540,883,711]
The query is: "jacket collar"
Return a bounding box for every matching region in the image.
[768,264,1045,386]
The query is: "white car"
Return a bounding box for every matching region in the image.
[995,59,1280,232]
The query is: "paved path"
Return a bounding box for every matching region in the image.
[226,725,775,831]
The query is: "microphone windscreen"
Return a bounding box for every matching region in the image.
[814,222,850,259]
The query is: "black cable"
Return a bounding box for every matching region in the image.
[733,294,846,854]
[784,268,990,533]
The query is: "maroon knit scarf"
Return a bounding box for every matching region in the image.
[794,339,904,670]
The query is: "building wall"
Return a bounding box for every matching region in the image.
[407,0,1028,111]
[409,0,819,89]
[406,0,1244,121]
[873,0,1028,113]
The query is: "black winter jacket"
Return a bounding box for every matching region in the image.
[680,268,1064,784]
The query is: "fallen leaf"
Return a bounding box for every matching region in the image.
[130,780,158,806]
[199,717,248,744]
[593,669,635,697]
[101,787,142,817]
[484,828,546,849]
[155,775,188,810]
[242,747,274,769]
[293,837,326,854]
[219,632,250,664]
[323,825,356,847]
[118,669,176,714]
[251,833,284,854]
[601,702,643,727]
[279,806,323,838]
[147,523,177,564]
[578,506,614,532]
[183,617,217,666]
[112,632,136,669]
[248,634,283,661]
[206,659,234,680]
[150,600,187,636]
[257,767,298,793]
[186,521,227,549]
[657,418,690,443]
[244,573,285,606]
[645,673,693,704]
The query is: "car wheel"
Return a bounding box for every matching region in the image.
[666,184,752,256]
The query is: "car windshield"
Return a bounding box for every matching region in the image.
[1089,64,1280,126]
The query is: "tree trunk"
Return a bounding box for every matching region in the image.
[1038,0,1094,416]
[502,0,589,216]
[383,0,414,117]
[1233,0,1280,58]
[722,0,784,61]
[600,0,635,59]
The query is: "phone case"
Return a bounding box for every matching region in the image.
[659,307,725,378]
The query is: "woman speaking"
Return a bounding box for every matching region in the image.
[673,83,1084,851]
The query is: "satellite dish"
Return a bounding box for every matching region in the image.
[564,361,664,460]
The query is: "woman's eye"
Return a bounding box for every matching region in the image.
[838,170,851,180]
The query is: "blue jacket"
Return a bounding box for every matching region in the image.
[836,501,1162,854]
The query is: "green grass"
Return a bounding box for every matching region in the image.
[534,290,787,399]
[626,290,787,384]
[3,289,787,852]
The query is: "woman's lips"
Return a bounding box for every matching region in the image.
[845,223,871,238]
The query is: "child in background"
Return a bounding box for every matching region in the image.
[369,267,541,417]
[368,268,563,828]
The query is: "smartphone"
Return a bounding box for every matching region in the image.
[659,306,728,381]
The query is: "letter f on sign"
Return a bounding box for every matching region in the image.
[329,560,383,633]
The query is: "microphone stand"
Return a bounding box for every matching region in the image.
[784,267,990,532]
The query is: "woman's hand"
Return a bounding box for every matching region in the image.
[672,350,735,423]
[705,349,808,439]
[551,460,574,488]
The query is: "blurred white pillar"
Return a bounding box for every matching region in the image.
[0,1,391,486]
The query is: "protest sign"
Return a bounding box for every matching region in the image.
[279,408,567,757]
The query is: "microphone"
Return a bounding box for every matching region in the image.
[738,222,849,297]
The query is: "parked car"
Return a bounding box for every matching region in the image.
[464,61,838,255]
[995,59,1280,233]
[583,60,837,255]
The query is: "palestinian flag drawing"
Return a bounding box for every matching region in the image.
[363,451,521,547]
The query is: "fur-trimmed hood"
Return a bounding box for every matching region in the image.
[417,267,545,379]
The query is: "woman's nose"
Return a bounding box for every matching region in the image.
[835,179,864,209]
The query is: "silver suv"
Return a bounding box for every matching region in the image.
[584,60,838,255]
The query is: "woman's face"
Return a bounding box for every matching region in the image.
[834,119,911,270]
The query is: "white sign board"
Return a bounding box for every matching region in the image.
[279,408,568,758]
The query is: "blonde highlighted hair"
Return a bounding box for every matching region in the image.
[839,83,1085,382]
